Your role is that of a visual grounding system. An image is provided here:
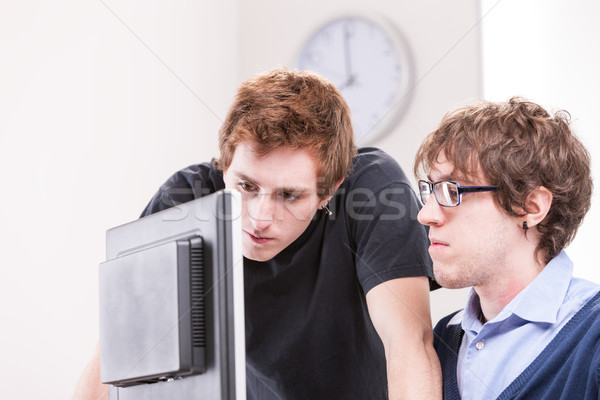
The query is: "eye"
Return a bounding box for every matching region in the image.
[280,191,300,202]
[239,182,257,192]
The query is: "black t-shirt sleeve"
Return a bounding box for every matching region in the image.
[345,149,433,294]
[140,161,225,217]
[352,182,432,293]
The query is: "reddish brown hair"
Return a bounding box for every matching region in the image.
[414,97,593,263]
[216,67,356,197]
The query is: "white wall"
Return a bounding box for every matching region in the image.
[0,1,238,398]
[481,0,600,282]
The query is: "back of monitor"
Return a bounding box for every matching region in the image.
[98,190,245,400]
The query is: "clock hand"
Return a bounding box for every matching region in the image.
[339,21,357,90]
[344,22,353,81]
[338,75,357,90]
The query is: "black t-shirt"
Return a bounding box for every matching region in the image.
[141,147,432,400]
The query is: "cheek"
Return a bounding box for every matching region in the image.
[464,212,512,252]
[280,214,313,244]
[279,203,317,232]
[279,199,320,221]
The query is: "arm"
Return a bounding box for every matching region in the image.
[366,276,442,400]
[72,342,109,400]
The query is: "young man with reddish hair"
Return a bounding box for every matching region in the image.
[75,68,441,399]
[415,97,599,399]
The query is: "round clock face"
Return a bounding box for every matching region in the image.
[297,15,412,144]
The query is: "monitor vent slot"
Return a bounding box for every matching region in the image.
[190,243,206,348]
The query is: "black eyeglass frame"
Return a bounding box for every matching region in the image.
[418,180,499,207]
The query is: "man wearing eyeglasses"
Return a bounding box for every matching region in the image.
[414,97,600,399]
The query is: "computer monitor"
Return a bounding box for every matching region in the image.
[98,190,245,400]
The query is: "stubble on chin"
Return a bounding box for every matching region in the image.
[433,261,482,289]
[434,271,468,289]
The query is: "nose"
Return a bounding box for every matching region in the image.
[246,193,274,232]
[417,195,444,226]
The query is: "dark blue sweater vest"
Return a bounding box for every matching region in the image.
[434,291,600,399]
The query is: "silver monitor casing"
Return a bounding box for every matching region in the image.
[99,190,245,400]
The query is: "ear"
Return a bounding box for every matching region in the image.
[523,186,553,228]
[331,178,344,193]
[320,178,344,208]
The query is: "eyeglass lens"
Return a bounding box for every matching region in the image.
[436,182,459,206]
[419,181,460,206]
[418,181,431,204]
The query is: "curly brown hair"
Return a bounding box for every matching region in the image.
[216,67,357,198]
[414,97,593,263]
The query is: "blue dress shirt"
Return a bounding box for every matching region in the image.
[446,251,599,399]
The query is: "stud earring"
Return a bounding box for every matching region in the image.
[522,221,529,231]
[322,204,332,216]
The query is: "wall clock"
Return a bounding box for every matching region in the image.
[297,14,413,144]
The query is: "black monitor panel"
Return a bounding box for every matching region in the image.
[98,190,245,400]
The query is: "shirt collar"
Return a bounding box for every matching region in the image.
[506,250,573,323]
[447,251,573,327]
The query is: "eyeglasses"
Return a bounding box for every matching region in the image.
[418,180,498,207]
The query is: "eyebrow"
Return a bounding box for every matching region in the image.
[233,172,312,194]
[427,173,454,182]
[428,173,484,186]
